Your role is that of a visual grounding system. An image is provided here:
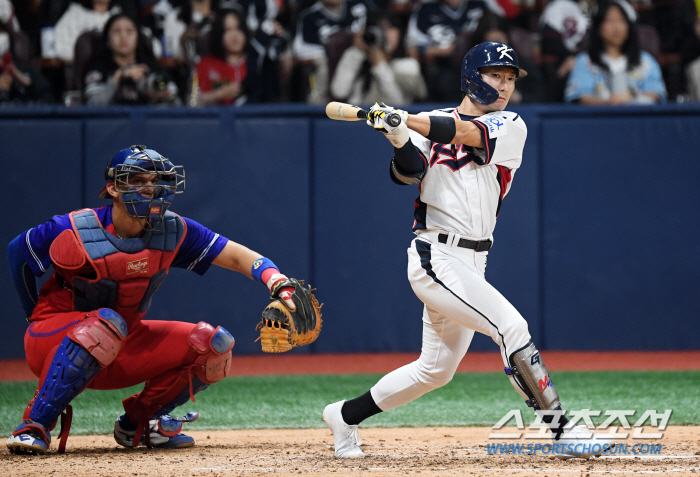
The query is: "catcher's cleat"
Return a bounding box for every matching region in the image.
[6,421,50,455]
[553,424,614,459]
[114,413,197,449]
[323,401,365,459]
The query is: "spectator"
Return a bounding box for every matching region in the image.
[683,16,700,101]
[83,13,179,104]
[0,0,20,31]
[330,13,426,105]
[162,0,218,61]
[538,0,589,102]
[192,8,276,104]
[564,0,666,104]
[293,0,373,103]
[0,21,54,103]
[54,0,134,61]
[220,0,279,34]
[405,0,503,102]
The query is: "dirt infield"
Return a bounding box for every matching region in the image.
[2,351,700,381]
[2,426,699,476]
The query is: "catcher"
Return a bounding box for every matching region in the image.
[6,145,321,455]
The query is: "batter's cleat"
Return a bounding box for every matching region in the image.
[553,424,614,459]
[322,401,365,459]
[114,413,197,449]
[6,421,50,455]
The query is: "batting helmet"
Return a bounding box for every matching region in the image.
[461,42,528,105]
[98,145,185,230]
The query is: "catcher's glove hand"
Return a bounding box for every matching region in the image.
[256,278,322,353]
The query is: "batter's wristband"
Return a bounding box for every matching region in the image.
[252,257,278,283]
[426,116,457,144]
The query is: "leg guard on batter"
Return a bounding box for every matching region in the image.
[8,309,126,455]
[505,342,569,436]
[505,342,561,411]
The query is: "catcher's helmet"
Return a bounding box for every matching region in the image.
[98,145,185,231]
[461,42,528,105]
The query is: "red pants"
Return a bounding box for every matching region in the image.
[25,312,203,422]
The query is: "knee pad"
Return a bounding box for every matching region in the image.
[67,308,127,367]
[188,322,235,384]
[505,342,560,411]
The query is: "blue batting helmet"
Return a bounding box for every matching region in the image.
[461,42,528,105]
[98,145,185,231]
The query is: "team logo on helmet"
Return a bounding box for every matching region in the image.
[497,45,514,60]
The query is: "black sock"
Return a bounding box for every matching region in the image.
[542,406,569,438]
[341,391,382,425]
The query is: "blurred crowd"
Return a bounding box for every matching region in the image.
[0,0,699,106]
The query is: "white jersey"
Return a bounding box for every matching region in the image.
[407,107,526,240]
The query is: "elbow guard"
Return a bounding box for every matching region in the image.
[426,116,457,144]
[390,159,422,185]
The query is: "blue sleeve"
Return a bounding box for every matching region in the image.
[20,214,74,276]
[564,54,597,102]
[8,235,39,318]
[638,53,667,102]
[172,217,229,275]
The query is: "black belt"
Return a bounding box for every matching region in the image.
[438,233,492,252]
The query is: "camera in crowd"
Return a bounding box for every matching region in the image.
[362,26,385,49]
[142,72,168,95]
[116,72,169,104]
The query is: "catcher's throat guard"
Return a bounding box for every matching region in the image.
[256,278,322,353]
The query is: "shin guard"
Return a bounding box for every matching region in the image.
[505,342,561,411]
[26,309,126,451]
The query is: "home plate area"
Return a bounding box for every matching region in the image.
[2,426,699,476]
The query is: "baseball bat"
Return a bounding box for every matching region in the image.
[325,102,367,121]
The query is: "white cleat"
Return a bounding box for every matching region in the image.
[553,425,615,459]
[322,400,365,459]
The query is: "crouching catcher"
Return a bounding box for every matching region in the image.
[6,145,319,455]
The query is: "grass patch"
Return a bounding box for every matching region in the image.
[1,371,697,436]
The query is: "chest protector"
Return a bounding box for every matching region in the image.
[48,209,186,321]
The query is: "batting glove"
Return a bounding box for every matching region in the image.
[367,103,409,148]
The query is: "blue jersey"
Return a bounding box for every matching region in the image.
[406,0,503,49]
[18,206,228,278]
[292,0,373,60]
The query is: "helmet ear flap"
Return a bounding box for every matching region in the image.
[462,70,499,105]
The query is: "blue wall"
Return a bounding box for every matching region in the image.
[1,104,698,359]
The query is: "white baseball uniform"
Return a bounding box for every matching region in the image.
[370,107,533,411]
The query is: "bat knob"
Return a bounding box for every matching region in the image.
[386,113,401,128]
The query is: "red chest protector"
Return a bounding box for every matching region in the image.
[46,209,186,324]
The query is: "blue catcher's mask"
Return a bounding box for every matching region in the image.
[460,42,528,106]
[98,145,185,231]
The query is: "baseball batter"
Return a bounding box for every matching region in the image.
[6,145,307,455]
[323,42,611,459]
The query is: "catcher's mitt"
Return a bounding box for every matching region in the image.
[256,278,322,353]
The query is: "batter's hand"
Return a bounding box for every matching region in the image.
[367,102,409,148]
[366,102,394,128]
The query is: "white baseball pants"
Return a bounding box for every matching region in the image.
[370,234,532,411]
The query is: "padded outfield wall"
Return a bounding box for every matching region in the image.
[0,104,697,359]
